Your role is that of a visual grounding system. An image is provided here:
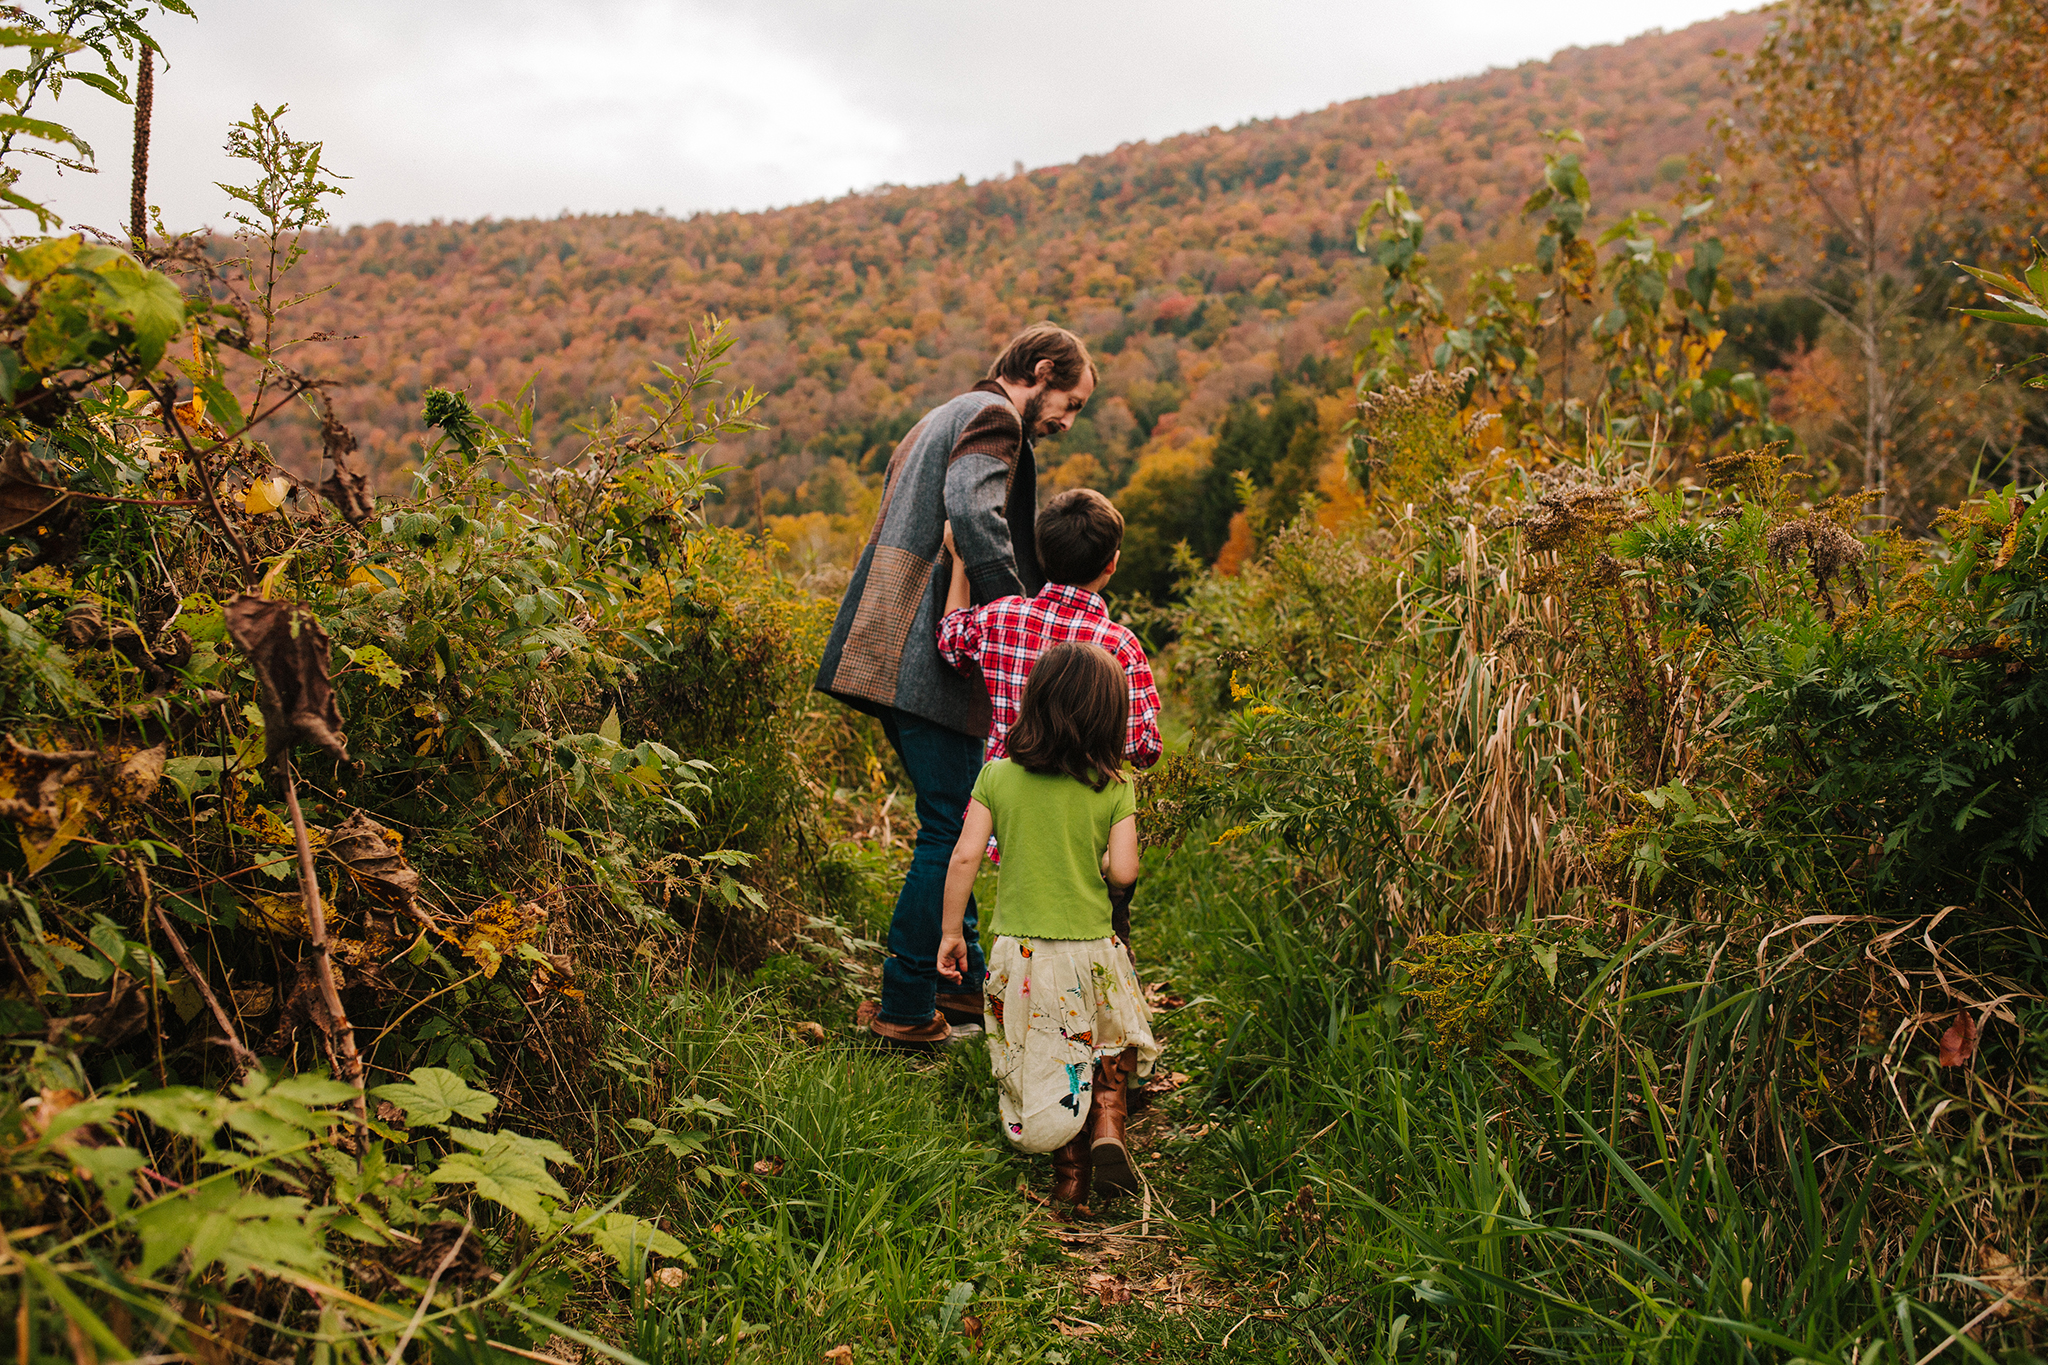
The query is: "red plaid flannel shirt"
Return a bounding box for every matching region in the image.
[937,582,1163,768]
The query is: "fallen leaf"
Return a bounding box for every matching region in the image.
[1053,1316,1101,1338]
[0,735,100,872]
[245,893,313,938]
[1938,1011,1979,1067]
[752,1157,784,1177]
[822,1347,854,1364]
[792,1021,826,1044]
[232,984,276,1016]
[326,811,424,911]
[649,1265,687,1291]
[0,442,68,534]
[225,595,348,764]
[317,408,374,524]
[111,743,166,806]
[1977,1248,2045,1318]
[1086,1272,1132,1306]
[960,1313,983,1341]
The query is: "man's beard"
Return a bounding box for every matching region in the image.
[1019,390,1048,440]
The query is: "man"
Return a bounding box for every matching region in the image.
[816,322,1096,1046]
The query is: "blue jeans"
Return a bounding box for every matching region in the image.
[878,710,985,1024]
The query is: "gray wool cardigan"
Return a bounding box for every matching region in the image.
[814,382,1040,737]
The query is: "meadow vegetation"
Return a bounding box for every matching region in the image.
[2,0,2047,1362]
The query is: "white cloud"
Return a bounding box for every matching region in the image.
[11,0,1757,233]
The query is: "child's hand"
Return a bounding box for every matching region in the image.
[942,520,957,559]
[936,932,969,983]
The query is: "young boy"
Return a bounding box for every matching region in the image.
[937,488,1162,962]
[938,487,1163,772]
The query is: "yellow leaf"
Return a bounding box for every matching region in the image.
[244,475,289,515]
[246,893,312,938]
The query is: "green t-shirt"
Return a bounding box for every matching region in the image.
[970,758,1137,941]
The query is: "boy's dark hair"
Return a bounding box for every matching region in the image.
[1008,642,1129,791]
[1037,488,1124,585]
[987,322,1096,392]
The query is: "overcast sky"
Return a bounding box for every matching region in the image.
[17,0,1754,234]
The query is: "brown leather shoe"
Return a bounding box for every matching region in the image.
[1051,1131,1092,1208]
[1089,1047,1141,1196]
[936,992,984,1025]
[855,1001,950,1049]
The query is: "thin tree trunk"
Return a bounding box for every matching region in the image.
[129,48,152,246]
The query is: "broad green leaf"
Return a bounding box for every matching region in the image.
[430,1130,571,1230]
[445,1125,575,1169]
[134,1182,332,1283]
[646,1128,710,1159]
[161,755,225,800]
[265,1074,363,1106]
[598,706,621,744]
[88,256,186,368]
[371,1067,498,1126]
[127,1087,230,1140]
[577,1211,692,1272]
[69,1142,149,1213]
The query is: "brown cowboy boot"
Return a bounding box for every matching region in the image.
[1089,1047,1141,1196]
[1050,1131,1093,1209]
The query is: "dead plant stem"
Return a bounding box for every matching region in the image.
[280,757,366,1127]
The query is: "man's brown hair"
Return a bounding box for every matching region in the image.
[1037,487,1124,585]
[987,322,1096,392]
[1008,642,1129,791]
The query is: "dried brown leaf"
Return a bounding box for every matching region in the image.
[327,811,422,913]
[0,735,100,872]
[1086,1272,1132,1306]
[318,408,374,524]
[112,743,166,806]
[225,595,348,764]
[0,441,67,534]
[822,1347,854,1364]
[791,1020,827,1044]
[1938,1011,1979,1067]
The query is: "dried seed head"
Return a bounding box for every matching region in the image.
[1766,519,1809,569]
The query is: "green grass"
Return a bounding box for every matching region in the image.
[536,820,2042,1364]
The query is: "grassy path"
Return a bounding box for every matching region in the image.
[565,834,1338,1364]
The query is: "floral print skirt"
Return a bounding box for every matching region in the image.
[982,934,1161,1153]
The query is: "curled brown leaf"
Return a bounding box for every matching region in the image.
[225,594,348,764]
[0,441,67,535]
[318,408,374,525]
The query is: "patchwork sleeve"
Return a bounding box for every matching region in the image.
[946,403,1027,603]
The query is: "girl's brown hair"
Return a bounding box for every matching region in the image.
[1007,642,1128,791]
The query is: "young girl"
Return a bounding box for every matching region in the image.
[936,642,1160,1208]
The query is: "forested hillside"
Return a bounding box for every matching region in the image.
[263,14,1765,505]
